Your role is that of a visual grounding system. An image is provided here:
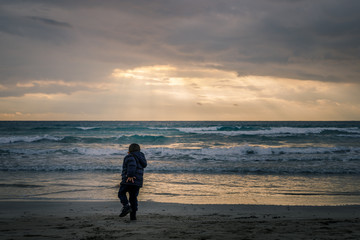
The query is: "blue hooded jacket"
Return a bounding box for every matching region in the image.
[121,151,147,187]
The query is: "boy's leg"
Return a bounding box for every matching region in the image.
[128,186,140,211]
[118,184,129,206]
[118,185,132,217]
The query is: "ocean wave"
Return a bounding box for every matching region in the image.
[0,147,124,156]
[75,127,100,131]
[71,147,122,155]
[337,134,360,138]
[145,145,360,157]
[1,164,358,175]
[0,135,63,144]
[172,126,360,136]
[0,134,169,144]
[1,146,359,174]
[146,166,360,175]
[2,145,360,157]
[0,165,122,172]
[60,134,168,144]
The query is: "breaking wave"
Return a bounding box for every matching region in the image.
[1,145,359,174]
[0,135,63,144]
[0,134,169,144]
[2,145,359,157]
[172,126,360,136]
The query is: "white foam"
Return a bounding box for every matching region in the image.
[144,145,360,158]
[174,126,360,136]
[72,147,122,156]
[149,126,222,131]
[1,145,359,174]
[76,127,99,130]
[0,135,63,144]
[176,126,221,132]
[3,144,358,158]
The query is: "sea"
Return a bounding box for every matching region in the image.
[0,121,359,206]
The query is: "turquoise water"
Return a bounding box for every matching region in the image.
[0,121,359,205]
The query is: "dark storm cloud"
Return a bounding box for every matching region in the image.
[27,16,72,28]
[1,0,360,97]
[0,10,72,41]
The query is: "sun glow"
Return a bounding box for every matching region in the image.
[1,64,360,120]
[107,64,360,120]
[111,65,177,80]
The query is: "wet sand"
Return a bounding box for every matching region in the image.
[0,201,359,239]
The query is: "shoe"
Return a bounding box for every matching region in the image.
[130,211,137,220]
[119,205,132,217]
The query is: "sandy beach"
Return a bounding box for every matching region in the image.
[0,201,359,240]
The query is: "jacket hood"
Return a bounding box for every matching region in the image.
[131,151,147,168]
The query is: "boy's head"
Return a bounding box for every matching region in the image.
[129,143,140,153]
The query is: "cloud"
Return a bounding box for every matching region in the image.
[0,80,98,97]
[1,0,360,87]
[1,0,360,120]
[1,64,360,120]
[27,16,72,28]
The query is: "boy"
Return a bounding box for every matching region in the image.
[118,143,147,220]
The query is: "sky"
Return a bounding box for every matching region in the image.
[1,0,360,121]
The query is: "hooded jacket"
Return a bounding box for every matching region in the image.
[121,151,147,187]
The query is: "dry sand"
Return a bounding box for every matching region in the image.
[0,201,359,240]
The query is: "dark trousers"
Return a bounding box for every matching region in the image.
[118,184,140,212]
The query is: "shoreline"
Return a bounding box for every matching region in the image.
[1,201,359,239]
